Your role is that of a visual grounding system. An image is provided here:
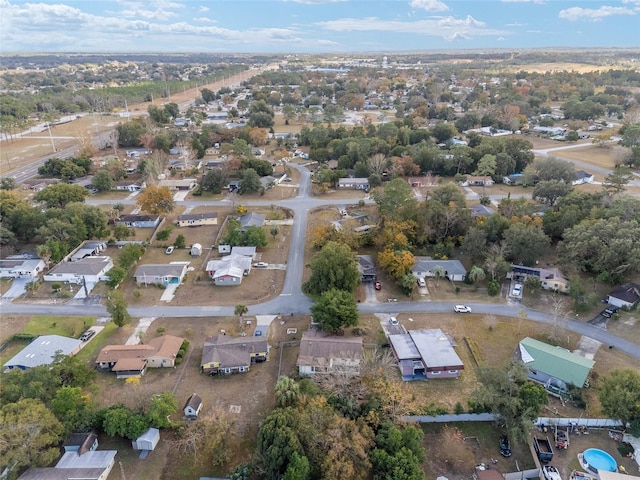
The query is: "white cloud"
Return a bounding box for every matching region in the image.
[505,22,527,27]
[501,0,545,4]
[559,5,636,21]
[287,0,347,3]
[193,17,215,23]
[317,14,506,41]
[410,0,449,12]
[199,5,209,12]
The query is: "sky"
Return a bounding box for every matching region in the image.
[1,0,639,54]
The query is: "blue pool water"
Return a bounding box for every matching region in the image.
[583,448,617,472]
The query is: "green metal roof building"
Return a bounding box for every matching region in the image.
[516,337,595,392]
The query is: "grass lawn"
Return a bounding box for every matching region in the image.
[21,315,94,338]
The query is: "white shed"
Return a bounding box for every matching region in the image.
[191,243,203,257]
[133,427,160,452]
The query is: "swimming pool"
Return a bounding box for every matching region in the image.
[583,449,617,472]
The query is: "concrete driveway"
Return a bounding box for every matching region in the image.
[2,277,30,300]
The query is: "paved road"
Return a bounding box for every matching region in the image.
[3,160,640,360]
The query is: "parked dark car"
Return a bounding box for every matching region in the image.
[601,307,619,318]
[500,435,512,457]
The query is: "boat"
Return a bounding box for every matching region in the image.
[543,465,563,480]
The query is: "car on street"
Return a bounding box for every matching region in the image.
[512,284,523,296]
[374,281,382,290]
[165,246,175,255]
[389,317,399,325]
[454,305,472,313]
[254,262,268,268]
[601,306,619,318]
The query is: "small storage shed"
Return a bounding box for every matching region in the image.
[133,427,160,456]
[191,243,203,257]
[184,393,203,419]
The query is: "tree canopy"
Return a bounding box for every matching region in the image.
[136,184,175,215]
[304,241,360,295]
[599,369,640,435]
[310,288,359,333]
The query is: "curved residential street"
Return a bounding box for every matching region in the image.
[2,161,640,360]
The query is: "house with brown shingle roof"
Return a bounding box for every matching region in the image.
[96,335,184,378]
[201,335,269,375]
[296,329,363,377]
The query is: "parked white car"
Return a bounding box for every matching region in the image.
[512,284,523,296]
[389,317,399,325]
[454,305,472,313]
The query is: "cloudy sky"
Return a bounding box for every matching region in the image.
[1,0,638,53]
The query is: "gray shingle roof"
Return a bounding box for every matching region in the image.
[4,335,82,369]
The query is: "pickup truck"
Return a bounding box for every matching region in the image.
[533,436,554,464]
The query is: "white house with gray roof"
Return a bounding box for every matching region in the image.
[0,257,46,279]
[4,335,82,371]
[411,257,467,282]
[134,262,190,286]
[44,256,113,284]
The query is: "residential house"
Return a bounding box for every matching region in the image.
[114,180,144,192]
[133,428,160,454]
[63,432,99,454]
[607,283,640,309]
[407,176,439,188]
[134,262,190,286]
[96,335,184,377]
[337,178,369,191]
[260,175,277,189]
[183,393,203,419]
[158,178,197,191]
[388,329,464,381]
[509,264,569,293]
[17,450,117,480]
[0,257,45,279]
[201,335,270,375]
[503,174,524,185]
[44,256,113,285]
[4,335,82,371]
[462,175,494,187]
[145,335,185,368]
[357,255,376,282]
[515,337,595,395]
[532,126,566,136]
[297,329,363,377]
[231,246,257,259]
[572,170,594,185]
[206,254,252,286]
[126,148,152,158]
[69,241,107,262]
[176,212,218,227]
[237,212,266,229]
[412,258,467,282]
[115,214,161,229]
[96,345,155,377]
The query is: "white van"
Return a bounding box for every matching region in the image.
[417,277,426,288]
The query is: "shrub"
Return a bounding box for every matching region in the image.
[156,227,173,242]
[488,280,501,296]
[454,402,465,414]
[156,327,166,334]
[51,282,62,292]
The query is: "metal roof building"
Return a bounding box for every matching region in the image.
[4,335,82,371]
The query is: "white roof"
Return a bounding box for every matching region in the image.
[4,335,82,369]
[56,450,117,469]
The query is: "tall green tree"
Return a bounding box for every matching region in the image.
[310,288,359,334]
[147,392,178,429]
[304,241,359,295]
[239,168,262,195]
[599,369,640,435]
[602,166,634,196]
[34,183,87,208]
[503,223,550,266]
[472,360,547,444]
[106,290,131,327]
[0,398,64,472]
[92,169,115,192]
[373,178,417,222]
[51,386,98,435]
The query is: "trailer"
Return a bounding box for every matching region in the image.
[534,435,554,464]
